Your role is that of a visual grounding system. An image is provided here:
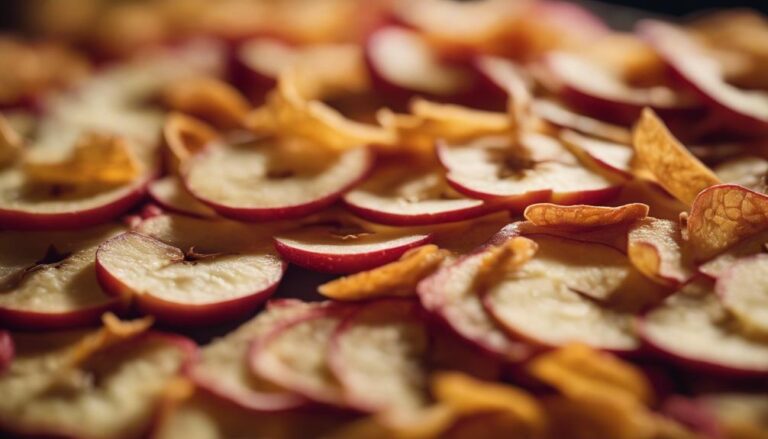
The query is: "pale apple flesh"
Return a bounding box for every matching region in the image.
[716,255,768,338]
[148,176,218,219]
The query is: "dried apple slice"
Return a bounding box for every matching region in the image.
[274,220,432,274]
[148,176,218,219]
[0,325,196,439]
[439,133,619,207]
[189,299,317,412]
[714,156,768,194]
[184,138,373,221]
[162,77,251,129]
[329,299,429,413]
[546,52,698,124]
[627,218,695,288]
[532,99,632,144]
[162,112,218,175]
[343,162,489,226]
[559,130,634,180]
[417,224,532,361]
[0,224,123,329]
[524,203,648,231]
[639,281,768,376]
[249,304,352,407]
[640,20,768,136]
[633,108,721,205]
[612,178,687,221]
[687,184,768,261]
[716,255,768,338]
[233,37,297,100]
[698,229,768,279]
[95,214,285,325]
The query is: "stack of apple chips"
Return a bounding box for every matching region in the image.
[0,1,766,438]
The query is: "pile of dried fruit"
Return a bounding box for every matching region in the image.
[1,0,767,438]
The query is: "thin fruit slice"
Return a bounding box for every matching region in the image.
[189,300,317,412]
[343,162,488,226]
[249,304,352,407]
[162,77,251,129]
[699,230,768,279]
[329,299,429,413]
[0,224,124,329]
[184,138,373,221]
[524,203,648,231]
[627,218,695,288]
[632,108,720,205]
[417,224,532,362]
[533,99,632,144]
[484,275,639,352]
[439,133,619,207]
[95,214,285,325]
[714,156,768,194]
[148,176,218,219]
[274,221,432,274]
[716,255,768,338]
[687,184,768,261]
[640,20,768,136]
[0,326,196,439]
[559,130,634,180]
[639,282,768,376]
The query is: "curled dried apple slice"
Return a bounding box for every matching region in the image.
[633,108,721,205]
[439,133,619,207]
[162,77,251,129]
[687,184,768,261]
[0,326,196,439]
[639,281,768,375]
[627,218,695,288]
[343,162,489,226]
[189,299,317,412]
[184,137,372,222]
[162,112,218,174]
[148,176,218,219]
[524,203,648,231]
[0,224,124,329]
[329,299,429,413]
[640,20,768,136]
[250,304,352,407]
[418,224,532,361]
[318,245,450,301]
[559,130,634,180]
[716,255,768,338]
[95,214,285,325]
[714,156,768,194]
[533,99,632,144]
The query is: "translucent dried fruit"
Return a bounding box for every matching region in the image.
[24,132,143,185]
[627,218,694,287]
[687,184,768,261]
[162,77,251,129]
[162,112,218,174]
[319,245,451,300]
[632,108,720,205]
[473,236,539,292]
[524,203,648,231]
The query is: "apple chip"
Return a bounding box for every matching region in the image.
[687,184,768,260]
[318,244,450,301]
[473,236,539,292]
[632,108,721,205]
[533,99,632,144]
[716,255,768,338]
[0,115,23,167]
[698,229,768,279]
[528,344,653,404]
[163,112,218,174]
[409,98,511,140]
[162,77,251,129]
[24,132,143,186]
[627,218,695,287]
[524,203,648,230]
[559,129,634,180]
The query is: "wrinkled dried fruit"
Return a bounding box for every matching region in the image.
[627,218,694,287]
[524,203,648,230]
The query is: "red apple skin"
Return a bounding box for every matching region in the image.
[341,198,492,227]
[0,301,121,331]
[184,150,374,223]
[95,233,287,327]
[273,233,433,274]
[0,331,13,372]
[228,36,292,105]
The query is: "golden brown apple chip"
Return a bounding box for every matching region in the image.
[473,236,539,292]
[66,313,154,367]
[318,244,451,301]
[524,203,648,230]
[162,76,251,129]
[687,184,768,260]
[632,108,721,205]
[24,132,143,185]
[163,112,218,173]
[627,218,695,287]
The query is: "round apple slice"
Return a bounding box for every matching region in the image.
[716,255,768,338]
[148,176,218,219]
[0,329,196,439]
[274,221,432,274]
[329,299,429,413]
[0,224,124,330]
[639,20,768,136]
[249,304,353,407]
[639,282,768,376]
[545,51,699,124]
[189,299,318,412]
[343,163,489,226]
[184,138,373,221]
[438,133,619,207]
[95,214,286,325]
